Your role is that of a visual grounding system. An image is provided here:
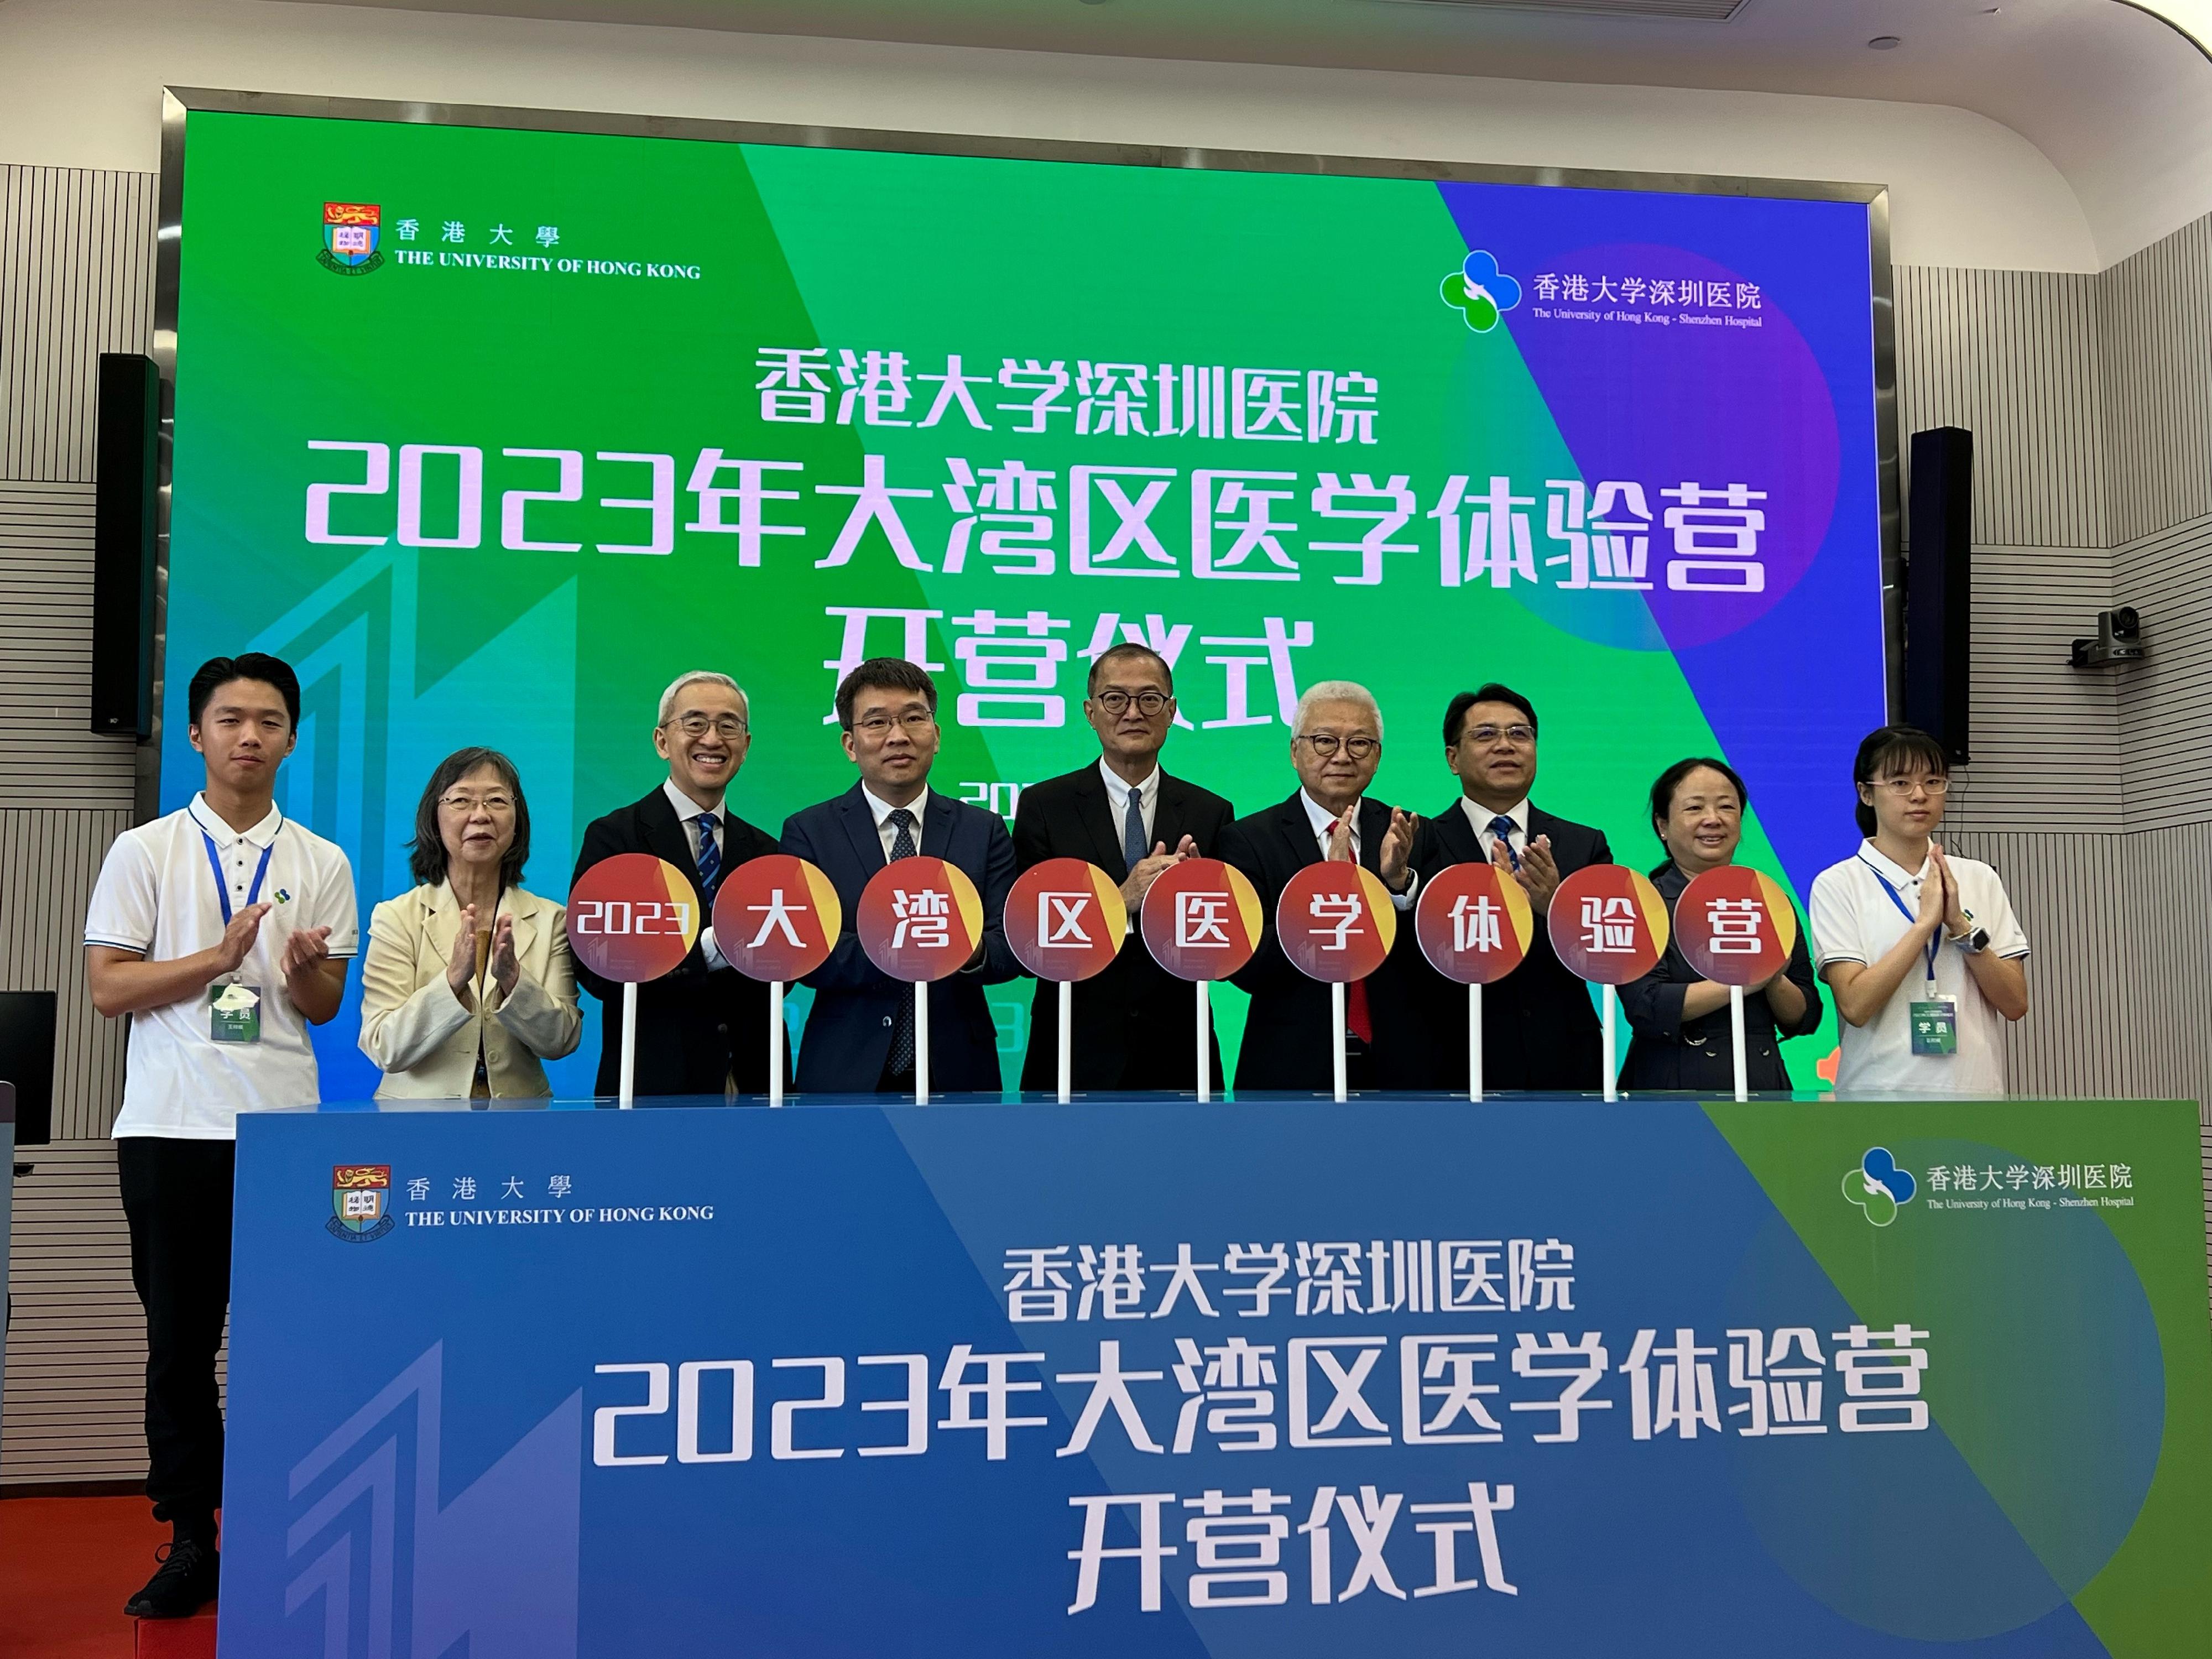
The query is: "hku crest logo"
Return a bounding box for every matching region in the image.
[319,201,384,275]
[328,1164,396,1242]
[1842,1147,1917,1227]
[1441,249,1522,333]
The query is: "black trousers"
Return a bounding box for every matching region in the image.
[118,1136,236,1524]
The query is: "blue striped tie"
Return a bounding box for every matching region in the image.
[1489,815,1520,870]
[693,813,722,894]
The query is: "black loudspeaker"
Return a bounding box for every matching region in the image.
[91,352,160,738]
[1905,427,1973,765]
[0,990,56,1146]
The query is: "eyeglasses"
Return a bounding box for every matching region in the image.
[439,793,515,815]
[1296,734,1380,761]
[1464,723,1536,747]
[852,711,937,737]
[1094,690,1171,716]
[1867,776,1949,797]
[664,714,749,739]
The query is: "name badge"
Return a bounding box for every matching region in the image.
[210,982,263,1045]
[1909,996,1957,1057]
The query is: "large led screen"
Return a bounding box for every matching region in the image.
[162,103,1887,1095]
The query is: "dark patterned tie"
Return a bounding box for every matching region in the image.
[885,808,918,1076]
[693,812,722,894]
[1489,814,1520,871]
[1123,786,1147,874]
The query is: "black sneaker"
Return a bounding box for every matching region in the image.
[123,1538,219,1618]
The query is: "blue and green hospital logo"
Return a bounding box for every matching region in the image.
[329,1163,396,1242]
[1441,249,1522,333]
[1843,1146,1917,1227]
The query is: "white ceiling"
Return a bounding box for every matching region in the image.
[273,0,2212,263]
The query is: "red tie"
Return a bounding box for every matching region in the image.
[1346,977,1373,1044]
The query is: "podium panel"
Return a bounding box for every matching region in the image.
[220,1095,2212,1657]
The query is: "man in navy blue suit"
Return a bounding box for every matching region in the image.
[781,658,1020,1093]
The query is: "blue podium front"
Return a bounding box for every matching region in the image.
[218,1093,2212,1658]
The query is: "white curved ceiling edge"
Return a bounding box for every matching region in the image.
[239,0,2212,268]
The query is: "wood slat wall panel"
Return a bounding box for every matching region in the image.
[2113,514,2212,829]
[0,808,134,1141]
[1893,265,2107,550]
[0,480,138,808]
[2100,215,2212,549]
[0,167,159,484]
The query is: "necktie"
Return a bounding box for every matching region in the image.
[1123,785,1148,874]
[886,808,918,1076]
[693,812,722,893]
[1489,814,1520,871]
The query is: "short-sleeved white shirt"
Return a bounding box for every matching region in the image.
[1807,840,2028,1097]
[85,794,358,1138]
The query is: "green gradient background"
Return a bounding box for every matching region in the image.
[167,111,1830,1095]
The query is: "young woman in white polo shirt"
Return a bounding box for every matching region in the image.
[1808,726,2028,1095]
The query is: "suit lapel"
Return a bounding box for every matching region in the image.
[1151,775,1195,865]
[1429,798,1483,865]
[503,889,539,963]
[1273,792,1320,869]
[839,785,888,875]
[1356,797,1392,877]
[421,882,463,967]
[920,791,959,860]
[639,787,704,884]
[1075,768,1128,878]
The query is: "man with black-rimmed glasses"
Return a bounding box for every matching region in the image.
[1012,642,1235,1092]
[571,670,782,1097]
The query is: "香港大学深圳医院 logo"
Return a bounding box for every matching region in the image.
[1842,1146,1917,1227]
[319,202,384,275]
[328,1164,396,1242]
[1441,249,1522,333]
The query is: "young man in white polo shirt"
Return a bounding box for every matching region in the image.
[1809,725,2028,1095]
[84,653,357,1618]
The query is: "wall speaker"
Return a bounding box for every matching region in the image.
[1904,426,1973,765]
[0,990,55,1147]
[91,352,160,738]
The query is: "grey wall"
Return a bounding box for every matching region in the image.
[2,159,2208,1483]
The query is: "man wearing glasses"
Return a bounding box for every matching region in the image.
[781,659,1019,1093]
[1011,642,1235,1092]
[571,670,782,1097]
[1217,679,1421,1093]
[1404,683,1615,1091]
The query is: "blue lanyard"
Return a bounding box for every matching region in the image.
[202,821,278,924]
[1857,855,1939,985]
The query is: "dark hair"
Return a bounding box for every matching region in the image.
[1851,724,1949,836]
[1443,682,1540,747]
[834,658,938,730]
[1087,642,1175,697]
[1649,757,1750,858]
[187,653,301,729]
[409,748,531,890]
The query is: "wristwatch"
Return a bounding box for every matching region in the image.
[1947,911,1989,954]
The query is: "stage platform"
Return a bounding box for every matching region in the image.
[216,1092,2212,1658]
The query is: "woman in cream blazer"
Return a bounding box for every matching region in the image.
[360,747,581,1097]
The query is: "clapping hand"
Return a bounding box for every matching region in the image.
[489,913,521,998]
[1493,833,1564,912]
[1123,835,1198,909]
[447,904,481,998]
[1379,807,1418,893]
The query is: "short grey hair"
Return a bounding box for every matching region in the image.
[1293,680,1384,741]
[657,670,748,726]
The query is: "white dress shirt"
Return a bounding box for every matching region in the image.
[1461,795,1532,863]
[84,794,358,1138]
[863,784,932,860]
[1099,760,1160,853]
[1297,791,1417,907]
[1808,839,2030,1097]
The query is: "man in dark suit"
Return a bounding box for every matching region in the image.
[781,658,1019,1093]
[571,670,783,1097]
[1405,682,1614,1092]
[1013,642,1235,1093]
[1217,680,1420,1093]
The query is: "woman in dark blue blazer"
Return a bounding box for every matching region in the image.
[1618,758,1823,1093]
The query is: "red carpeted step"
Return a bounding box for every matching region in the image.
[133,1609,217,1659]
